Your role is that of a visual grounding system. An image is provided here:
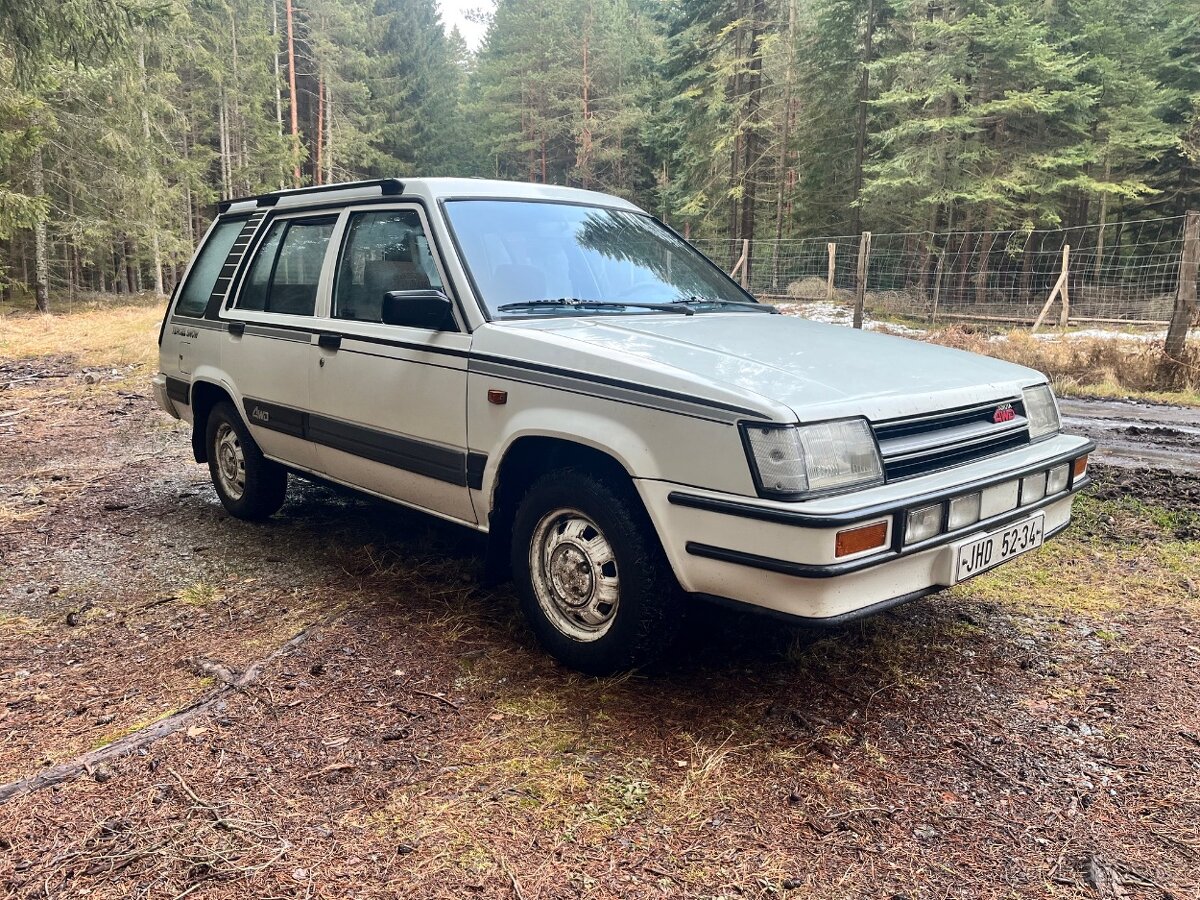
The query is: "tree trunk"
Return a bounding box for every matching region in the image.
[771,0,796,291]
[325,82,333,183]
[182,120,195,248]
[31,141,49,312]
[230,11,245,192]
[1095,157,1111,276]
[124,239,136,295]
[285,0,302,187]
[850,0,876,236]
[974,223,996,308]
[1018,230,1035,310]
[67,187,82,301]
[727,0,744,256]
[1,240,10,304]
[315,71,324,185]
[139,43,165,296]
[577,14,593,189]
[218,92,231,196]
[1165,211,1199,362]
[738,0,766,289]
[273,0,284,138]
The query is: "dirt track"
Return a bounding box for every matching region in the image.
[1,357,1199,899]
[1059,397,1200,474]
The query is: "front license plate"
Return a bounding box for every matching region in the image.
[954,513,1045,583]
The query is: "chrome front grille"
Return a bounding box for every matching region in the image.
[873,398,1031,480]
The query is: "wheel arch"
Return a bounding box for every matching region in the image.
[189,378,239,463]
[481,433,641,585]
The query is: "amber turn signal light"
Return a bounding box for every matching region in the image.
[835,521,889,558]
[1072,454,1089,479]
[487,389,508,405]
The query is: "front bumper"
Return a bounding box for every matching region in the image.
[637,433,1094,622]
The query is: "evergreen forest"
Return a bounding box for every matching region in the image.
[1,0,1198,309]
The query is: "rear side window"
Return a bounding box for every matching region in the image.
[175,218,246,317]
[237,217,337,316]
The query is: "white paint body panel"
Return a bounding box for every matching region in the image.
[157,177,1092,622]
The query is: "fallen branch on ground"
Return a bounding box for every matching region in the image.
[0,618,335,805]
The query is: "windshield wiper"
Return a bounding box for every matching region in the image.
[497,298,694,315]
[671,295,779,313]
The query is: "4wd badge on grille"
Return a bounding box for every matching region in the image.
[993,403,1016,423]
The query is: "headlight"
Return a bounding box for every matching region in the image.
[742,419,884,499]
[1022,384,1061,440]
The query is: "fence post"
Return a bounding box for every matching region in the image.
[1032,244,1070,333]
[826,242,836,303]
[1165,210,1199,362]
[1057,244,1071,328]
[740,238,750,290]
[929,252,945,325]
[853,231,871,329]
[729,241,747,285]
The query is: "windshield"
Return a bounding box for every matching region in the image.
[442,199,758,318]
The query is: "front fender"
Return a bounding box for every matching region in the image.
[476,400,756,514]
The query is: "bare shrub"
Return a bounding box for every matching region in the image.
[926,326,1200,395]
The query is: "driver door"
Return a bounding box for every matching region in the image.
[307,205,477,524]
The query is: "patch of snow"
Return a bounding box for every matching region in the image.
[1029,327,1199,343]
[774,301,927,336]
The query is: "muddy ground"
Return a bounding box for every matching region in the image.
[1058,398,1200,476]
[1,354,1198,899]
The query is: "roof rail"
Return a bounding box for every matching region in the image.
[217,178,405,214]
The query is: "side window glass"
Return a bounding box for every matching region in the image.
[175,218,246,317]
[236,217,336,316]
[237,221,284,312]
[333,210,444,323]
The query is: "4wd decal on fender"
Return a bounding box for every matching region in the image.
[251,405,270,423]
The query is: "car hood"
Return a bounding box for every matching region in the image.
[500,312,1045,422]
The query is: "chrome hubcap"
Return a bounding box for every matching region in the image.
[530,509,620,642]
[214,423,246,500]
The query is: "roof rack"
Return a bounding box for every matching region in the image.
[217,178,405,214]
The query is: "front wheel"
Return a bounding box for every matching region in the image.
[511,468,682,674]
[205,401,288,520]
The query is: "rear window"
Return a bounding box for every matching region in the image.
[175,218,246,318]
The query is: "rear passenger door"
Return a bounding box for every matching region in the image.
[221,213,339,473]
[307,206,477,524]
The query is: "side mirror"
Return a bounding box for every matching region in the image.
[381,289,456,331]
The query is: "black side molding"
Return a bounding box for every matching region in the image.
[239,397,484,489]
[466,452,488,491]
[165,376,191,405]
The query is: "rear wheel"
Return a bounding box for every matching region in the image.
[205,401,288,520]
[511,468,682,674]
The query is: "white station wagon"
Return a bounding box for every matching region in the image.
[154,178,1094,673]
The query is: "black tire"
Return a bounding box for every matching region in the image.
[205,401,288,520]
[510,467,683,675]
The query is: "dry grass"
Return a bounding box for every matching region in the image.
[0,298,164,373]
[925,326,1200,404]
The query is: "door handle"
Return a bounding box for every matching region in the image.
[317,332,341,350]
[227,321,245,337]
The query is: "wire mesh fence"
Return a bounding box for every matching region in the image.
[691,215,1192,326]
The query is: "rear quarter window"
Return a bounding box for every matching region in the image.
[174,218,248,318]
